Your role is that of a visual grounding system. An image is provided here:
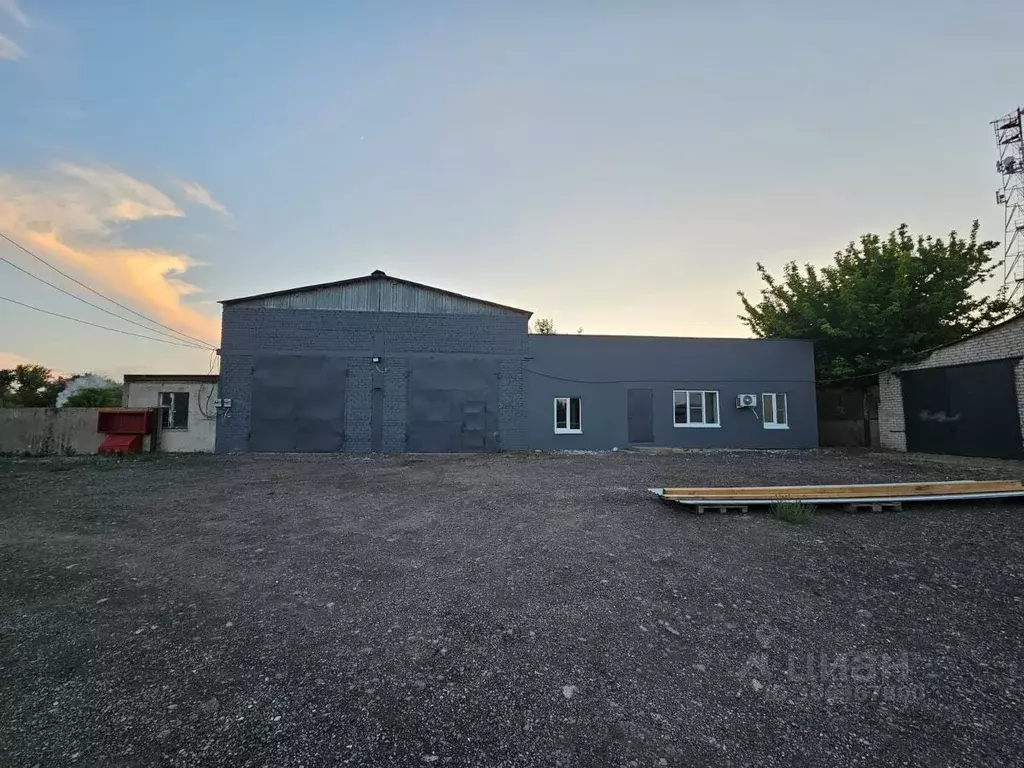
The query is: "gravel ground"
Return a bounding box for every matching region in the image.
[1,449,1023,767]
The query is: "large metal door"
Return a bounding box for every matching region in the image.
[902,358,1022,459]
[627,388,655,443]
[249,355,347,452]
[406,359,498,452]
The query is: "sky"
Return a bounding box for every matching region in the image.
[0,0,1022,379]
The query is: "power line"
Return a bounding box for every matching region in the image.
[0,295,214,349]
[197,347,220,419]
[0,251,219,350]
[0,230,217,349]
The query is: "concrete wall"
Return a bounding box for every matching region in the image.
[217,307,528,453]
[525,335,818,450]
[123,380,218,452]
[879,316,1024,452]
[0,408,106,455]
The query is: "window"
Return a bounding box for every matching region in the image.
[673,390,720,427]
[762,393,788,429]
[160,391,190,430]
[554,397,582,434]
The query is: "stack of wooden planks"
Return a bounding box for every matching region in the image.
[650,480,1024,513]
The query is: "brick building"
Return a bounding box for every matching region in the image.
[216,271,818,453]
[879,313,1024,459]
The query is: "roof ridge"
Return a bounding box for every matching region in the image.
[219,272,532,315]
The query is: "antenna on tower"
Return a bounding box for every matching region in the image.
[993,107,1024,301]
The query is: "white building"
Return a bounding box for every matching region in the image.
[122,374,219,453]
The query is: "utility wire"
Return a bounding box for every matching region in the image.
[0,251,218,350]
[0,230,217,349]
[197,347,220,419]
[0,295,214,349]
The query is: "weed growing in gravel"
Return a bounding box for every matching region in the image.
[501,450,549,460]
[772,500,815,524]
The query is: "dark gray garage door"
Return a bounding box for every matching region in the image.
[901,358,1023,459]
[406,359,498,452]
[249,355,347,452]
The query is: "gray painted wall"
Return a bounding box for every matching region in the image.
[217,307,528,453]
[525,335,818,450]
[219,305,817,453]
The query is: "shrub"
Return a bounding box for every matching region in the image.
[772,500,815,524]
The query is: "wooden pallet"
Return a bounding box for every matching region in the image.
[657,480,1024,501]
[694,504,748,515]
[843,501,902,513]
[651,480,1024,506]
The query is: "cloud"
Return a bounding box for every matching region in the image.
[0,351,67,377]
[179,180,230,215]
[0,0,30,27]
[0,33,23,61]
[0,163,183,235]
[0,350,28,369]
[0,0,29,61]
[0,163,220,345]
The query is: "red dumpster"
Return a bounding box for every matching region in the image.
[97,408,156,454]
[98,434,144,455]
[97,409,154,435]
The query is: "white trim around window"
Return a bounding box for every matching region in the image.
[672,390,721,428]
[553,396,582,434]
[762,392,789,429]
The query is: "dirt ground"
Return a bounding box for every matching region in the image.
[2,449,1023,767]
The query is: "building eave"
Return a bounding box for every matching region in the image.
[123,374,220,383]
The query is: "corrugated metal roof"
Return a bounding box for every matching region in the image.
[221,270,531,316]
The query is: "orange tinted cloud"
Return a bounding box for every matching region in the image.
[0,350,67,377]
[0,163,220,345]
[0,350,28,368]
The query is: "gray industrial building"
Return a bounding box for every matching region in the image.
[216,271,817,453]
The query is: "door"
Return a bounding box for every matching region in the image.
[627,388,655,443]
[406,359,499,452]
[249,355,347,452]
[461,401,488,450]
[901,358,1023,459]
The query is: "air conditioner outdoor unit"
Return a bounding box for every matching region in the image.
[735,394,757,408]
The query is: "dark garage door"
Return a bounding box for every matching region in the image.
[249,355,347,452]
[901,358,1023,459]
[406,359,499,452]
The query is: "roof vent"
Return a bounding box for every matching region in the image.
[370,269,387,278]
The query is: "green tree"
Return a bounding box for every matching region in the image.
[5,364,66,407]
[738,222,1014,382]
[0,369,14,405]
[531,317,555,334]
[64,387,122,407]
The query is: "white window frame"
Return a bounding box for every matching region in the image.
[159,391,190,431]
[672,390,721,428]
[762,392,789,429]
[553,396,582,434]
